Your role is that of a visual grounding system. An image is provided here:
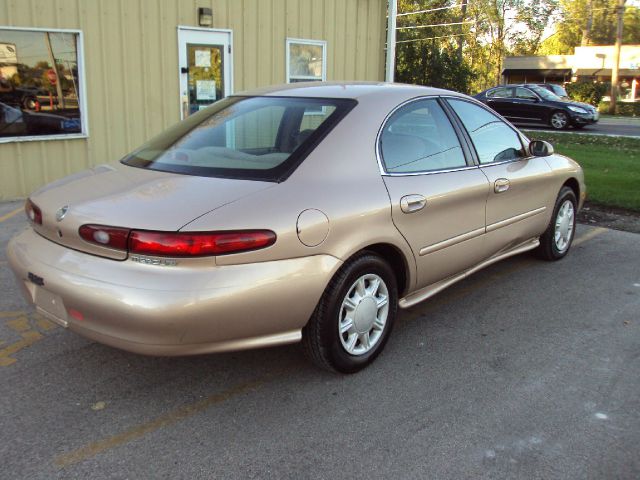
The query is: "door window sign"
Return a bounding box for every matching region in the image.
[194,50,211,68]
[196,80,216,101]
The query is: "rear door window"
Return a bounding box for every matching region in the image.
[487,87,513,98]
[379,98,468,174]
[447,99,525,165]
[515,88,538,100]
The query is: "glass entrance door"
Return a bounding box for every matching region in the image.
[178,28,232,119]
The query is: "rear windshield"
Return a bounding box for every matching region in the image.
[122,96,356,182]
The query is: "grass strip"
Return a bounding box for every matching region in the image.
[523,131,640,212]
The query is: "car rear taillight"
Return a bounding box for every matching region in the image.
[128,230,276,257]
[25,199,42,225]
[79,225,130,250]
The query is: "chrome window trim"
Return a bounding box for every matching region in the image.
[486,87,513,99]
[381,165,479,177]
[375,94,473,177]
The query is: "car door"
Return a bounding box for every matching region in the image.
[379,97,490,290]
[485,87,515,119]
[445,98,557,256]
[513,87,547,124]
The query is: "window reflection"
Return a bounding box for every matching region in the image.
[0,29,83,139]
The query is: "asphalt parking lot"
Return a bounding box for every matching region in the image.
[1,200,639,479]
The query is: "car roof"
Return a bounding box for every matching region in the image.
[233,81,467,102]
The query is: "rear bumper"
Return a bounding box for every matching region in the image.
[7,228,341,356]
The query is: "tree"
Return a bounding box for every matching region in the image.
[540,0,640,54]
[395,0,474,92]
[394,0,559,94]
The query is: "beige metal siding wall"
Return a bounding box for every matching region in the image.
[0,0,386,200]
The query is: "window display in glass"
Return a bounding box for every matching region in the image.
[187,44,224,116]
[287,41,325,83]
[0,29,83,139]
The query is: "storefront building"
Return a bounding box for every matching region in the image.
[502,45,640,100]
[0,0,387,199]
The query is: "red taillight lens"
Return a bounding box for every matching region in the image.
[128,230,276,257]
[79,225,130,250]
[25,199,42,225]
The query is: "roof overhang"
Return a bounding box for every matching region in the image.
[574,68,639,77]
[501,68,572,77]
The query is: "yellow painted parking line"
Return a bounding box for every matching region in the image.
[0,310,26,319]
[35,316,58,331]
[55,375,274,468]
[0,206,22,223]
[0,312,58,367]
[6,316,31,333]
[573,227,607,247]
[0,330,43,366]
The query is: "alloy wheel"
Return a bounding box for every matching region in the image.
[551,112,568,129]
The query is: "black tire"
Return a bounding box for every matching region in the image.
[549,110,569,130]
[536,186,577,261]
[302,253,398,373]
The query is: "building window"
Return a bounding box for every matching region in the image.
[0,27,87,143]
[286,38,326,83]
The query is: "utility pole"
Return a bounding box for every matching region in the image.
[386,0,398,82]
[609,0,626,115]
[44,32,66,110]
[457,0,469,60]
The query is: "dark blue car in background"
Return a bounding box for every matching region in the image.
[474,84,599,130]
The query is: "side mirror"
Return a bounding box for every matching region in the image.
[529,140,554,157]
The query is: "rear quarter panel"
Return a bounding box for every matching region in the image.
[181,96,418,290]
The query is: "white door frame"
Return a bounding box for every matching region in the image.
[177,26,234,120]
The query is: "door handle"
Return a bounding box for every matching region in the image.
[400,194,427,213]
[494,178,510,193]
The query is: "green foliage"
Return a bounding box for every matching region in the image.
[396,41,473,93]
[565,81,608,106]
[395,0,474,92]
[597,101,640,117]
[394,0,559,94]
[540,0,640,55]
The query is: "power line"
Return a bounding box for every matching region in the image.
[397,20,473,30]
[395,32,474,44]
[397,3,468,17]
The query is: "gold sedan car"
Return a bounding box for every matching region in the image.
[7,83,585,373]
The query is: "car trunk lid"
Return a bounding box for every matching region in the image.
[29,162,273,260]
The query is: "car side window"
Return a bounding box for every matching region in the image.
[447,99,525,165]
[515,87,537,100]
[487,87,512,99]
[379,98,467,174]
